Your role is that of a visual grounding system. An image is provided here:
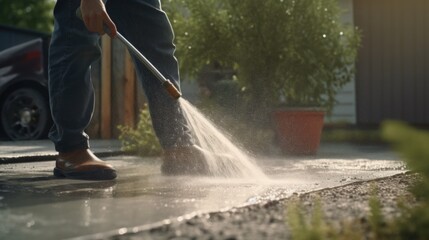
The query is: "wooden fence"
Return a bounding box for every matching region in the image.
[87,36,146,139]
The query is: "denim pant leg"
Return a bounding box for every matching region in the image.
[106,0,193,149]
[48,0,101,152]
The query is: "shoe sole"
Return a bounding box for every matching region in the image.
[53,167,117,181]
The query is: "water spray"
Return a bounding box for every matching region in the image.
[76,8,182,99]
[76,8,266,178]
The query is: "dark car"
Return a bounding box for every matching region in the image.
[0,38,52,140]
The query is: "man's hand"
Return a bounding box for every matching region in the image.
[80,0,117,37]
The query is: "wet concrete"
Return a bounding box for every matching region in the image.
[0,144,406,240]
[0,140,122,163]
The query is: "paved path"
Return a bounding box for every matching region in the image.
[0,140,123,163]
[0,143,405,240]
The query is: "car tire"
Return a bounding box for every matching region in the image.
[1,87,51,140]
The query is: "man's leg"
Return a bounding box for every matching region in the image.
[49,0,116,180]
[106,0,208,175]
[106,0,192,148]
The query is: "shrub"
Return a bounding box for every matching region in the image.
[382,121,429,240]
[117,105,162,156]
[165,0,360,113]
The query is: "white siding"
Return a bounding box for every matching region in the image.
[326,0,357,124]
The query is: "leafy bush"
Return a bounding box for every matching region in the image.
[117,105,162,156]
[165,0,360,113]
[383,121,429,185]
[382,121,429,240]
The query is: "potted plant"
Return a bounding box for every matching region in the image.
[165,0,360,155]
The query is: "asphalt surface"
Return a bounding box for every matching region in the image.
[0,142,406,240]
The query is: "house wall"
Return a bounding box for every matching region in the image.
[326,0,357,124]
[353,0,429,125]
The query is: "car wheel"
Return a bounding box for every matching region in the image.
[1,88,51,140]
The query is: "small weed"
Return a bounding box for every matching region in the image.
[286,121,429,240]
[367,185,393,240]
[117,105,162,157]
[287,198,329,240]
[286,197,362,240]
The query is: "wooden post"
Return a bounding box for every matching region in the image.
[101,35,112,139]
[123,49,136,127]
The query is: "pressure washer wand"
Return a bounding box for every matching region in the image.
[76,8,182,99]
[114,32,182,99]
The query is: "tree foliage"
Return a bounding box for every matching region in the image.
[164,0,360,112]
[0,0,54,33]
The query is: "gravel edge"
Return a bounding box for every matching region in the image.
[111,173,418,240]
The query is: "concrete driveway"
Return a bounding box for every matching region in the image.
[0,142,405,240]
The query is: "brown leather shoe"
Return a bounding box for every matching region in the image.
[161,145,210,176]
[53,149,117,180]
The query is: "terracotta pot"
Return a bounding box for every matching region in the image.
[272,108,325,155]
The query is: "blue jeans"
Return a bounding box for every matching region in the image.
[48,0,191,152]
